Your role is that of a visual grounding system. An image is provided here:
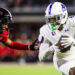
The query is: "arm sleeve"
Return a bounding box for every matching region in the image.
[2,38,29,50]
[10,41,29,50]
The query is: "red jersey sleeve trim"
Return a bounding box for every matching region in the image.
[10,41,29,50]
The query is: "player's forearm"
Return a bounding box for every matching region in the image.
[10,41,29,50]
[2,38,29,50]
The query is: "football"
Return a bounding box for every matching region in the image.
[56,35,71,53]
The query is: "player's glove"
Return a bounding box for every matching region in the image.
[50,44,59,52]
[61,35,74,48]
[29,39,39,51]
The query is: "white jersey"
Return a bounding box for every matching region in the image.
[38,16,75,70]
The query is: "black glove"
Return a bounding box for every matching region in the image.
[29,39,39,51]
[0,25,3,34]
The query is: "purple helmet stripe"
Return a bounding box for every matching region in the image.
[61,4,66,12]
[49,3,54,14]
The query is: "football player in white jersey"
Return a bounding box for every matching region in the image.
[38,2,75,75]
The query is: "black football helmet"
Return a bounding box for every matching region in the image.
[0,8,12,24]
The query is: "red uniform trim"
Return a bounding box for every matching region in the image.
[10,41,29,50]
[2,38,29,50]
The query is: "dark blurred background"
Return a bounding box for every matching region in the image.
[0,0,75,63]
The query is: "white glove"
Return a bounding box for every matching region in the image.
[50,44,59,52]
[61,35,74,48]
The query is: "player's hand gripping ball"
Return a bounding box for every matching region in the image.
[56,35,71,53]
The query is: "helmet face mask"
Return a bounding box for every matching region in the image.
[45,15,62,32]
[47,15,61,24]
[2,15,12,24]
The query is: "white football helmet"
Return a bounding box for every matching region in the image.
[45,2,68,25]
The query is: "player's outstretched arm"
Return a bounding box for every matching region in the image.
[0,24,39,51]
[2,38,29,50]
[1,37,39,51]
